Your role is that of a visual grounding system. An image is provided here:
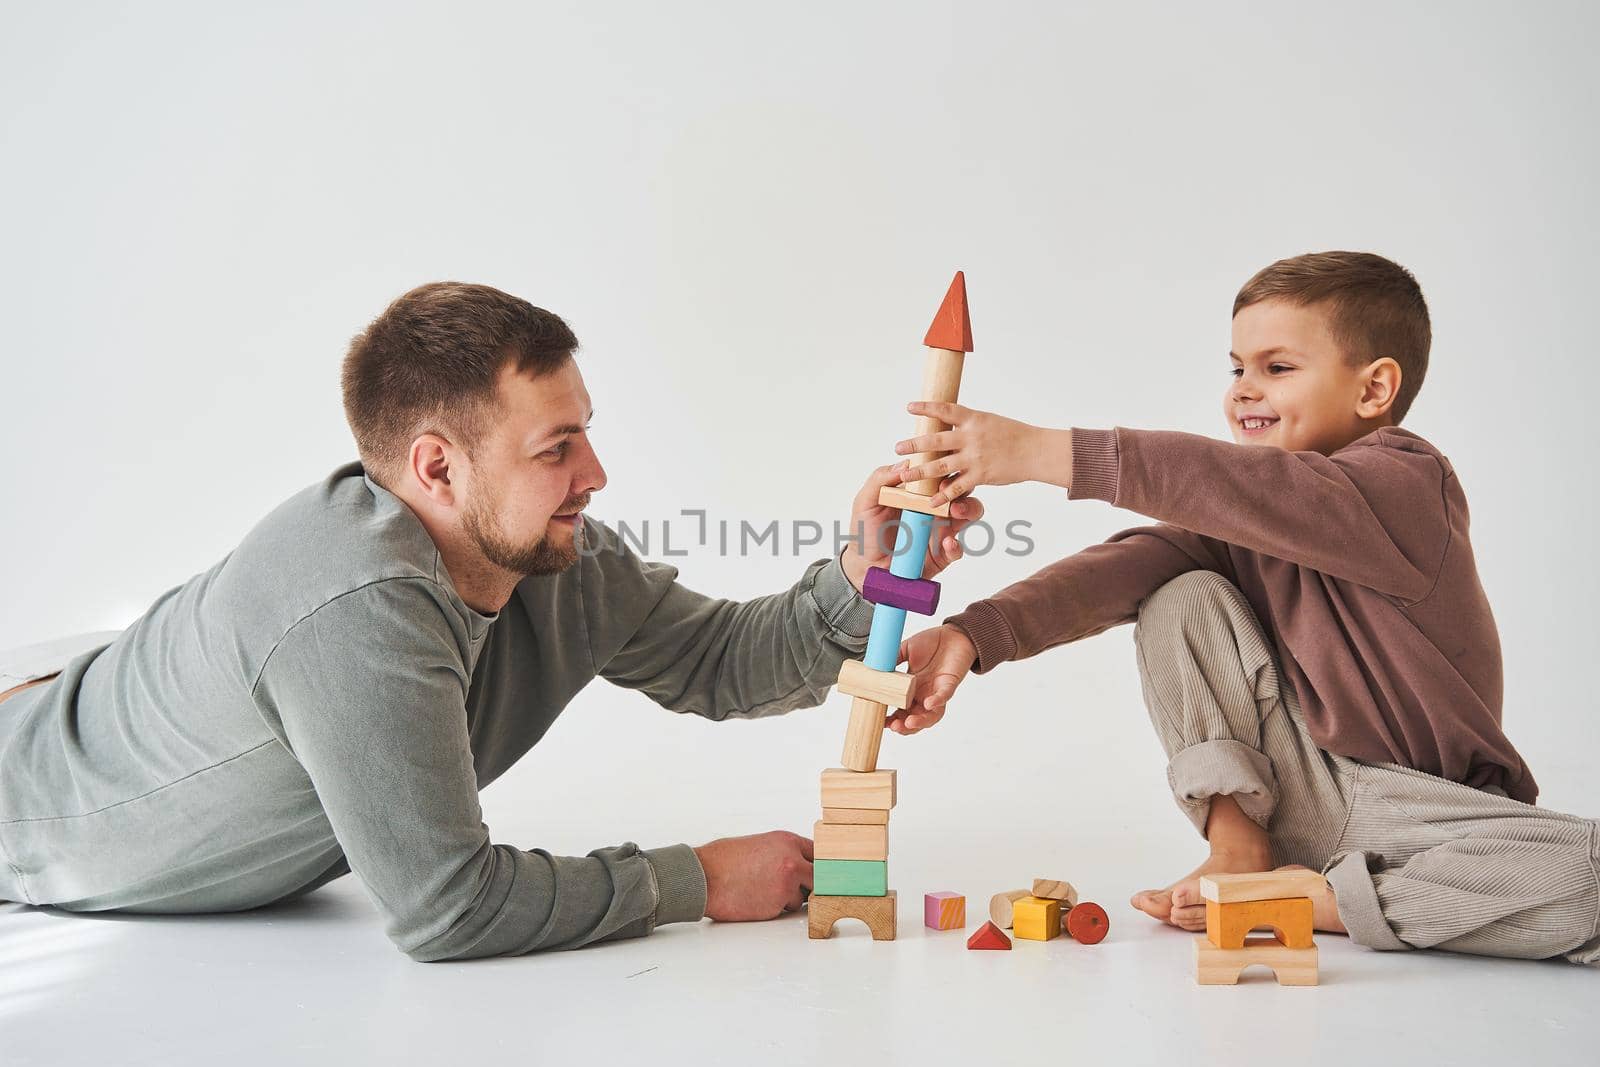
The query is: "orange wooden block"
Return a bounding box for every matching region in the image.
[1205,896,1314,950]
[923,270,974,352]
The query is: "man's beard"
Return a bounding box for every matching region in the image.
[462,488,586,578]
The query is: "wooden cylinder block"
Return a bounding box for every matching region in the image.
[905,346,965,496]
[840,696,887,772]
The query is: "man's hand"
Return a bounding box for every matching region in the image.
[895,402,1074,507]
[840,463,985,593]
[694,830,813,922]
[888,624,978,734]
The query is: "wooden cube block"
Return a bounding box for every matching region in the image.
[813,821,889,862]
[1195,936,1318,986]
[877,484,952,518]
[1199,870,1327,904]
[924,891,966,930]
[813,859,888,897]
[988,889,1030,929]
[1031,878,1078,907]
[836,658,915,710]
[1205,897,1314,950]
[822,807,890,825]
[1011,896,1062,942]
[809,891,896,941]
[820,768,897,810]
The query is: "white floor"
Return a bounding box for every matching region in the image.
[4,831,1595,1067]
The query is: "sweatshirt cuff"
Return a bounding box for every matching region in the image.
[1067,427,1120,502]
[644,844,707,927]
[812,554,875,643]
[1324,850,1410,952]
[944,600,1017,674]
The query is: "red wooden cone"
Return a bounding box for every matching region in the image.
[966,919,1012,950]
[923,270,974,352]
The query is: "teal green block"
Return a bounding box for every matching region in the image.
[813,859,888,897]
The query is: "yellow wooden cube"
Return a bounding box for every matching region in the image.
[1011,896,1061,941]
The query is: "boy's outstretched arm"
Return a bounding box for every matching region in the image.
[899,405,1450,602]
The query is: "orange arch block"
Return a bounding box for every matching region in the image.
[1205,897,1314,950]
[923,271,974,352]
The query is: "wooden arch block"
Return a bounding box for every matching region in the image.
[808,891,897,941]
[1195,937,1318,986]
[1205,897,1314,950]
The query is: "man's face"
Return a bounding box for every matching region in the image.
[460,358,605,577]
[1225,298,1380,455]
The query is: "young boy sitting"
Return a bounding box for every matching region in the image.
[890,251,1598,964]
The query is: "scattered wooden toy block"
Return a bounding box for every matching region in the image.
[1206,896,1314,950]
[813,821,889,862]
[989,889,1030,929]
[813,859,888,897]
[820,768,897,810]
[1195,936,1318,986]
[877,484,951,518]
[1012,896,1062,942]
[924,891,966,931]
[1031,878,1078,907]
[809,891,897,941]
[863,566,942,615]
[836,658,915,709]
[1065,901,1109,944]
[822,807,890,825]
[967,920,1011,950]
[840,695,888,772]
[1199,870,1327,904]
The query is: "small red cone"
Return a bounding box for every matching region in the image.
[923,271,974,352]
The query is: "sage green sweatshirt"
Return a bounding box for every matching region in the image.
[0,462,873,960]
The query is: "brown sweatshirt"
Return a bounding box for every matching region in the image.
[947,426,1537,804]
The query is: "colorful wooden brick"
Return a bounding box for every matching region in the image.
[1205,896,1314,950]
[813,859,888,897]
[924,891,966,930]
[1011,896,1061,942]
[862,566,942,615]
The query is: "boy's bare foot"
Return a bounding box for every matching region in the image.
[1133,862,1349,935]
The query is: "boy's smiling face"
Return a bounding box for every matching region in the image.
[1225,298,1396,455]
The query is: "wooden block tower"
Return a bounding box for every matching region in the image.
[1194,870,1325,986]
[808,272,973,943]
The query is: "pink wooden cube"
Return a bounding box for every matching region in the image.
[924,891,966,930]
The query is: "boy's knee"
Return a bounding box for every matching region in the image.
[1135,571,1246,646]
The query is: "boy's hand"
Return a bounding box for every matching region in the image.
[840,463,985,593]
[888,624,977,734]
[895,401,1073,507]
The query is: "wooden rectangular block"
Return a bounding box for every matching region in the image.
[1011,896,1062,942]
[820,768,897,810]
[840,695,887,772]
[1195,936,1318,986]
[813,821,888,861]
[809,891,896,941]
[877,484,951,518]
[1206,897,1314,949]
[924,891,966,930]
[836,658,914,710]
[1199,870,1327,904]
[823,807,890,825]
[813,859,888,897]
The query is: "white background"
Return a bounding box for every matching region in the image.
[2,2,1596,1063]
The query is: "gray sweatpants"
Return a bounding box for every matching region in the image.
[1134,571,1600,965]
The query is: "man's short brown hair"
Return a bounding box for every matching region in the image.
[1233,251,1431,422]
[341,282,579,485]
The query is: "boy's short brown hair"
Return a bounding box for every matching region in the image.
[341,282,579,486]
[1234,251,1430,422]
